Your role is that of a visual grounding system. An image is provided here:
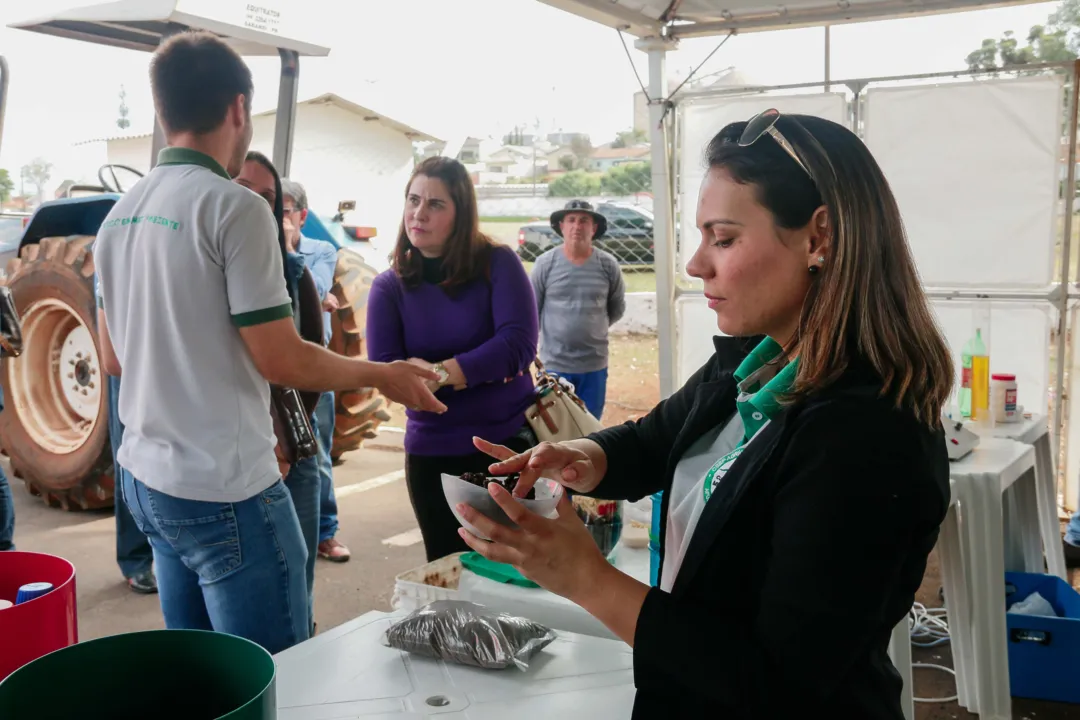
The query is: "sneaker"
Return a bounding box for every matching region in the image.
[1064,538,1080,569]
[127,569,158,594]
[317,538,351,563]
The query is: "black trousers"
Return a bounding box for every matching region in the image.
[405,427,535,562]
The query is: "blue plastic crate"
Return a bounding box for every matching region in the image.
[1004,571,1080,705]
[649,541,660,587]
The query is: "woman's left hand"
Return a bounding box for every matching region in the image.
[456,484,608,602]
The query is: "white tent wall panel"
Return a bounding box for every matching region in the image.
[1067,304,1080,512]
[677,92,849,277]
[929,300,1052,420]
[863,76,1065,288]
[675,294,726,386]
[675,296,1052,421]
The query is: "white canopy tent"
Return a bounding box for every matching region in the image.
[538,0,1045,36]
[536,0,1057,394]
[535,1,1080,519]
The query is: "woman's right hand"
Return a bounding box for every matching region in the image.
[473,437,600,498]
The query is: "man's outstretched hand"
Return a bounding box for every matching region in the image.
[373,361,448,414]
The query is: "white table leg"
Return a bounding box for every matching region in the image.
[962,475,1012,720]
[1033,436,1067,580]
[939,502,975,711]
[889,617,914,720]
[1010,468,1045,573]
[1001,484,1029,572]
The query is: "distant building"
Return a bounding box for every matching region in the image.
[589,144,651,172]
[547,131,590,146]
[75,93,440,257]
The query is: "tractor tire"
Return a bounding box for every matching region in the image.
[0,236,114,510]
[329,250,391,462]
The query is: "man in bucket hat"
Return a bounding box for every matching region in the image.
[530,199,625,420]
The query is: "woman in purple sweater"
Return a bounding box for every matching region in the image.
[367,157,539,561]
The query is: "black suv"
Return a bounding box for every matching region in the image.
[516,202,655,266]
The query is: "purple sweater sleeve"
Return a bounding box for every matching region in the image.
[365,272,407,363]
[456,247,539,386]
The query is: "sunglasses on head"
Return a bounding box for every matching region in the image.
[738,108,815,182]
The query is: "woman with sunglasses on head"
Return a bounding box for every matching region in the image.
[463,110,953,718]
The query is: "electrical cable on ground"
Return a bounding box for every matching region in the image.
[907,603,959,704]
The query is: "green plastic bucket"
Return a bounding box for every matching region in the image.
[0,629,276,719]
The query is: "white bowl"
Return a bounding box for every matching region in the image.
[441,474,564,541]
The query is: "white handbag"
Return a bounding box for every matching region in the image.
[525,359,604,443]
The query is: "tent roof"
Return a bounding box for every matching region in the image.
[9,0,330,56]
[537,0,1047,37]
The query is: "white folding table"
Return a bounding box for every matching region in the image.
[273,610,636,718]
[970,413,1067,580]
[939,436,1036,720]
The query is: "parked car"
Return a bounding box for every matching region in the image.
[516,202,655,266]
[0,212,31,274]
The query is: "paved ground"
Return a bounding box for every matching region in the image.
[3,434,424,642]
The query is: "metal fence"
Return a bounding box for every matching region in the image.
[513,192,658,270]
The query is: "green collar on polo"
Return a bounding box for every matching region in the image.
[733,336,798,441]
[157,147,230,180]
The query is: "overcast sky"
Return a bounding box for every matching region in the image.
[0,0,1062,192]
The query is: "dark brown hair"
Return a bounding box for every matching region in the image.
[392,157,495,291]
[150,31,253,135]
[706,115,953,426]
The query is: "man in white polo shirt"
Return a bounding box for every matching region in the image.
[94,31,445,654]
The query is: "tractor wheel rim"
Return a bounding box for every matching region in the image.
[8,298,100,454]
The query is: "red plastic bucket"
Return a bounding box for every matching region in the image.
[0,551,77,681]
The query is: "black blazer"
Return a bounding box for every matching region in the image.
[587,336,950,719]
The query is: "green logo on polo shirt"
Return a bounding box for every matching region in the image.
[703,445,746,502]
[102,215,181,231]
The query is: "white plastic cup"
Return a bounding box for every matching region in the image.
[441,474,563,541]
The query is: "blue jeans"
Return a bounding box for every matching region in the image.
[284,432,320,633]
[119,469,309,654]
[108,375,153,578]
[550,368,609,420]
[0,463,13,552]
[315,392,339,543]
[0,386,13,551]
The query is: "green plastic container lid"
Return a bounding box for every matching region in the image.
[0,629,276,719]
[460,552,540,588]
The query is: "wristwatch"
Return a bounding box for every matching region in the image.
[432,362,450,386]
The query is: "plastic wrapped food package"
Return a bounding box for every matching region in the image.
[382,600,557,671]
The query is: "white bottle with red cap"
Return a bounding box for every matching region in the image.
[990,373,1019,424]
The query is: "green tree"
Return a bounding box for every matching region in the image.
[965,3,1078,72]
[601,162,652,195]
[0,169,13,203]
[503,126,526,145]
[610,129,647,149]
[20,157,52,203]
[549,170,600,197]
[570,136,593,170]
[558,154,577,172]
